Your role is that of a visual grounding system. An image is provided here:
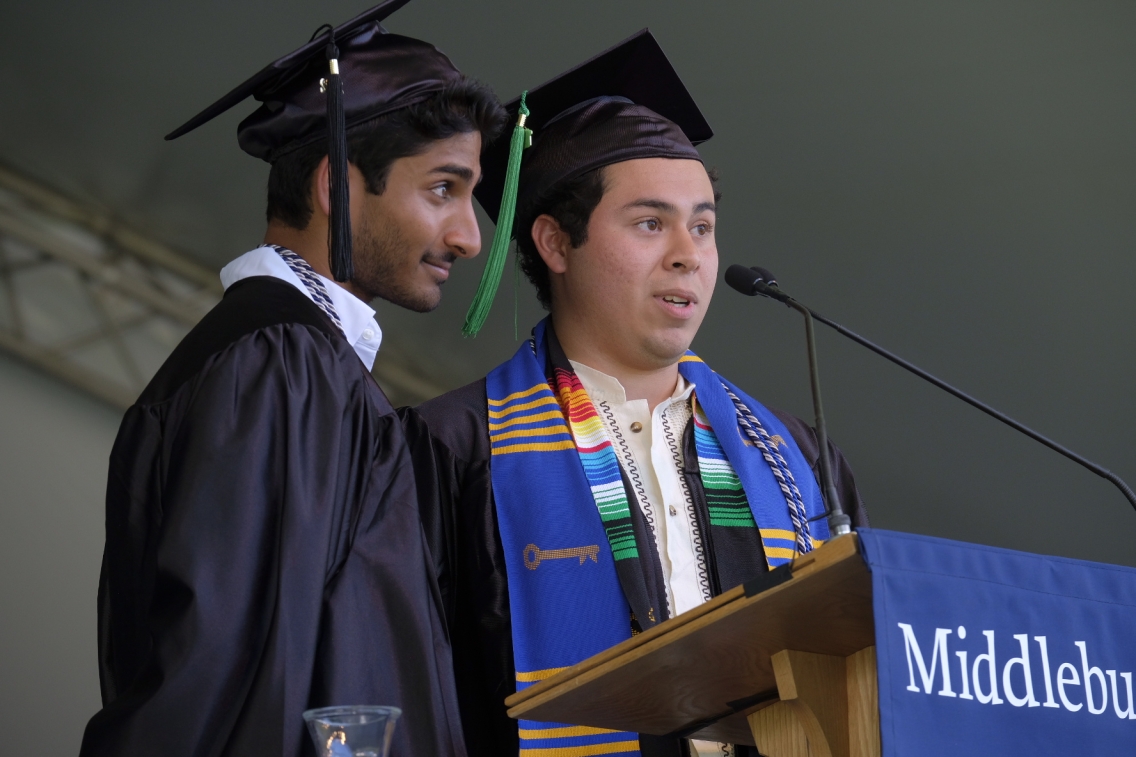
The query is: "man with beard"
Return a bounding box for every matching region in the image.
[79,3,505,757]
[401,31,867,757]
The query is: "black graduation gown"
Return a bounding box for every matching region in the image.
[80,276,466,757]
[400,378,868,757]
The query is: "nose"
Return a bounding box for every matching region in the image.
[444,197,482,259]
[665,228,702,272]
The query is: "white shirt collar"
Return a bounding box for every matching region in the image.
[219,245,383,370]
[569,360,695,407]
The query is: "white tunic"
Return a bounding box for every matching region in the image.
[571,361,712,617]
[570,362,732,757]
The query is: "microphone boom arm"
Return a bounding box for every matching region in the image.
[795,300,853,536]
[805,302,1136,513]
[752,281,852,536]
[750,279,1136,515]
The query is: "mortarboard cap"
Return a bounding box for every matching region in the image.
[165,0,461,161]
[476,29,712,223]
[166,0,464,282]
[462,29,713,336]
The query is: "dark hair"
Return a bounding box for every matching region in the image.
[514,165,721,310]
[266,77,507,228]
[514,168,607,310]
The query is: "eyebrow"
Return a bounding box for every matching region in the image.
[622,198,718,215]
[430,164,476,183]
[624,198,676,214]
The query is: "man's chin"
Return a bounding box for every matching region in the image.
[642,332,697,367]
[395,292,442,313]
[374,283,442,313]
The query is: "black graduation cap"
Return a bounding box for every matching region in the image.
[462,29,713,336]
[474,29,713,224]
[165,0,463,282]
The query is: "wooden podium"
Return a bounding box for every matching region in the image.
[505,534,879,757]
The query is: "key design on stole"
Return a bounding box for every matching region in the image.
[524,543,600,570]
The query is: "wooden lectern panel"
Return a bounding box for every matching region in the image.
[506,534,873,745]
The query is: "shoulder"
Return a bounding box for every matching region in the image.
[405,378,490,464]
[138,276,351,405]
[768,408,821,465]
[194,275,338,344]
[767,407,869,527]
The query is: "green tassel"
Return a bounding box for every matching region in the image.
[462,92,531,337]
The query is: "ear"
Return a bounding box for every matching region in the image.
[531,214,572,274]
[311,155,332,219]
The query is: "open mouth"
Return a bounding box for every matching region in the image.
[655,292,698,319]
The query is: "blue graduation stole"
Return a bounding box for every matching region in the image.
[487,320,829,755]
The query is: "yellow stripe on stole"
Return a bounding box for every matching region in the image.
[518,726,623,739]
[489,396,560,419]
[760,530,827,544]
[764,546,798,560]
[520,740,640,757]
[492,440,577,455]
[678,354,704,363]
[489,410,566,431]
[571,416,605,436]
[490,426,572,442]
[489,383,550,406]
[515,666,568,682]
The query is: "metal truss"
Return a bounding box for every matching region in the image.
[0,165,222,409]
[0,164,445,410]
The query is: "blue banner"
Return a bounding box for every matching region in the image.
[859,529,1136,755]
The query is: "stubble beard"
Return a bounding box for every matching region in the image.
[349,211,441,313]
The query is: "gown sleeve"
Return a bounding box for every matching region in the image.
[400,380,521,757]
[83,324,375,757]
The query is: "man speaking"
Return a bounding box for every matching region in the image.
[401,30,868,757]
[80,3,504,756]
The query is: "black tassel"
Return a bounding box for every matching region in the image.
[325,36,353,282]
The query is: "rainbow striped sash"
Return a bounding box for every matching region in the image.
[693,398,756,529]
[552,365,639,561]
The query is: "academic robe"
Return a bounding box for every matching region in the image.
[80,276,467,757]
[400,378,868,757]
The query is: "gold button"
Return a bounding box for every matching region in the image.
[630,421,643,433]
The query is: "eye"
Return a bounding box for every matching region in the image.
[692,222,713,236]
[637,218,660,232]
[430,182,451,198]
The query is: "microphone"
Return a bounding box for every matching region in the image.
[725,264,851,537]
[724,263,1136,515]
[724,265,779,297]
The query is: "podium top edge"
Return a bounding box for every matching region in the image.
[505,532,863,712]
